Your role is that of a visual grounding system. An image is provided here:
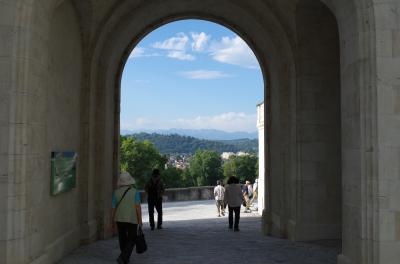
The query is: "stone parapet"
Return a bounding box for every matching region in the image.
[139,186,214,203]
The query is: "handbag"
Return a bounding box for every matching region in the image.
[136,225,147,254]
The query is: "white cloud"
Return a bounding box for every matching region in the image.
[121,117,156,130]
[130,47,145,58]
[120,112,257,132]
[191,32,211,52]
[167,51,195,61]
[140,32,259,68]
[152,32,189,51]
[129,47,160,59]
[210,36,259,69]
[178,70,230,80]
[172,112,257,132]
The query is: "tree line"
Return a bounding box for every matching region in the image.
[120,136,258,189]
[129,132,258,154]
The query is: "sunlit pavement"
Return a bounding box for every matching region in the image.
[60,200,340,264]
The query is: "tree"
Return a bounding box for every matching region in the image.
[120,136,167,189]
[189,150,223,186]
[162,167,195,188]
[223,155,258,184]
[223,158,236,179]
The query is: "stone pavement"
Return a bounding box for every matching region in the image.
[60,200,340,264]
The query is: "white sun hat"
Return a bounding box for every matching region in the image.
[118,171,136,187]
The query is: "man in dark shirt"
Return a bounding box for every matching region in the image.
[144,169,165,230]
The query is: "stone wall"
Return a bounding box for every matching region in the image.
[0,1,86,263]
[293,0,342,241]
[139,186,214,203]
[0,1,15,262]
[373,1,400,263]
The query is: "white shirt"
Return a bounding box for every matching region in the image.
[214,185,225,200]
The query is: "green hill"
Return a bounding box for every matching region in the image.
[127,133,258,154]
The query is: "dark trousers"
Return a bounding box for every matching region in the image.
[148,198,163,228]
[228,206,240,228]
[116,222,138,263]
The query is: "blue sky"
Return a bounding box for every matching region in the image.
[121,19,264,133]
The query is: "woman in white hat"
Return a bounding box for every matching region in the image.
[110,171,143,264]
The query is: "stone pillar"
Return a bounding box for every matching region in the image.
[372,1,400,263]
[257,102,265,215]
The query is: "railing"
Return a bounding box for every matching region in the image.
[139,186,214,203]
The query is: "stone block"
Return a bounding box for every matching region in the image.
[6,209,27,240]
[0,240,5,264]
[27,180,46,209]
[10,183,27,199]
[341,84,360,119]
[8,124,29,156]
[12,58,46,94]
[392,30,400,57]
[0,25,14,57]
[376,29,393,57]
[378,115,400,147]
[27,154,47,182]
[0,125,8,155]
[9,195,27,212]
[342,183,362,208]
[28,94,46,124]
[0,212,6,240]
[8,154,27,184]
[300,142,328,162]
[377,57,400,86]
[342,117,361,149]
[379,147,400,180]
[0,155,7,184]
[340,34,359,67]
[0,2,16,27]
[28,124,46,155]
[396,211,400,240]
[377,210,396,241]
[28,231,46,262]
[374,3,398,30]
[5,238,26,263]
[378,84,396,114]
[298,91,316,111]
[300,161,318,181]
[378,241,400,264]
[0,91,10,125]
[388,180,400,211]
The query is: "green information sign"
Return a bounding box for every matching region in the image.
[51,151,77,195]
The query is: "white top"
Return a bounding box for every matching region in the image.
[248,185,253,197]
[214,185,225,200]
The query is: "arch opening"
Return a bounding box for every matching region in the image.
[90,0,343,259]
[118,18,266,223]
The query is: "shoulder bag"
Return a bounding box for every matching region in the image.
[136,225,147,254]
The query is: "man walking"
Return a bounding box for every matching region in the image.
[145,169,165,230]
[214,180,225,217]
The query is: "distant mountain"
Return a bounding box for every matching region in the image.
[121,128,258,140]
[125,133,258,154]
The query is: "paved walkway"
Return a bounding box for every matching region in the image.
[60,200,340,264]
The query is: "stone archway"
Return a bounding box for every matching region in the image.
[2,0,394,264]
[86,2,380,264]
[90,0,345,248]
[90,0,295,242]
